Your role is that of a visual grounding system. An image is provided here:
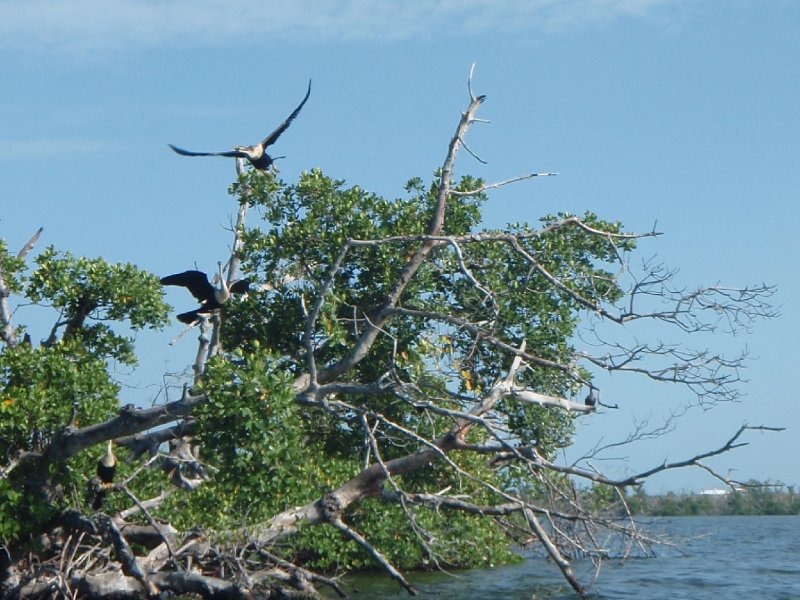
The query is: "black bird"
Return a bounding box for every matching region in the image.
[160,267,249,324]
[92,440,117,510]
[168,79,311,171]
[584,388,599,408]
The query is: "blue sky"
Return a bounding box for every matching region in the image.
[1,0,797,492]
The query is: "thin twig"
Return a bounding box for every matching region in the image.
[450,172,557,196]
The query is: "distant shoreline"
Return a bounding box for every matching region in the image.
[626,484,800,517]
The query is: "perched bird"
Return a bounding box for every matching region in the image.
[160,267,249,324]
[584,388,599,408]
[92,440,117,510]
[168,79,311,171]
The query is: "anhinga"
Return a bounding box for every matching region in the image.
[160,266,249,324]
[92,440,117,510]
[168,79,311,171]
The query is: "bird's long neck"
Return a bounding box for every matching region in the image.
[100,440,116,467]
[214,263,230,304]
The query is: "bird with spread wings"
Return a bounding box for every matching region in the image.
[168,79,311,171]
[160,268,249,324]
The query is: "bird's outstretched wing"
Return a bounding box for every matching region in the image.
[160,270,215,302]
[229,279,251,295]
[260,79,312,148]
[168,144,246,159]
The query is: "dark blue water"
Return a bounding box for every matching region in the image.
[342,516,800,599]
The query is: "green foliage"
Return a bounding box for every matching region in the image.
[581,483,619,513]
[0,243,170,541]
[225,171,631,462]
[280,434,521,572]
[27,248,169,330]
[0,479,24,539]
[0,339,122,540]
[26,247,170,363]
[0,167,637,572]
[227,170,482,359]
[154,335,520,571]
[294,494,518,572]
[195,170,632,569]
[0,239,26,295]
[169,348,515,575]
[167,349,359,529]
[0,340,119,451]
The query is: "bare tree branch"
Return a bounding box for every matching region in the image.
[330,516,417,595]
[450,171,557,196]
[618,424,784,485]
[296,91,487,390]
[119,484,178,563]
[0,227,42,346]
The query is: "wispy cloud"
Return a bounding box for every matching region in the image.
[0,0,677,56]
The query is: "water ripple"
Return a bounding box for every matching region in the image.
[343,516,800,599]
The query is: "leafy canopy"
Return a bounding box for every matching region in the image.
[0,247,170,539]
[1,167,631,571]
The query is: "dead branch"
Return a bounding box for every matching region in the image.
[117,420,197,461]
[0,259,15,347]
[511,389,594,413]
[384,306,580,380]
[254,546,347,598]
[346,216,656,248]
[119,484,178,562]
[36,390,207,478]
[99,515,159,596]
[228,158,249,285]
[523,508,586,596]
[295,89,487,390]
[330,516,417,595]
[0,227,41,346]
[450,171,557,196]
[192,317,211,383]
[617,424,784,486]
[72,571,251,599]
[118,490,173,520]
[0,450,36,480]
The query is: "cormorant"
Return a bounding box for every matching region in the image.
[92,440,116,510]
[168,79,311,171]
[584,388,598,408]
[160,267,249,324]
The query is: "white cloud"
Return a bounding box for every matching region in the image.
[0,0,678,56]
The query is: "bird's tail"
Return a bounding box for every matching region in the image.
[177,310,201,325]
[92,489,107,510]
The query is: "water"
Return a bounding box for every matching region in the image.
[341,516,800,599]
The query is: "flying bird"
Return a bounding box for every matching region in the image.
[92,440,117,510]
[168,79,311,171]
[160,267,249,324]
